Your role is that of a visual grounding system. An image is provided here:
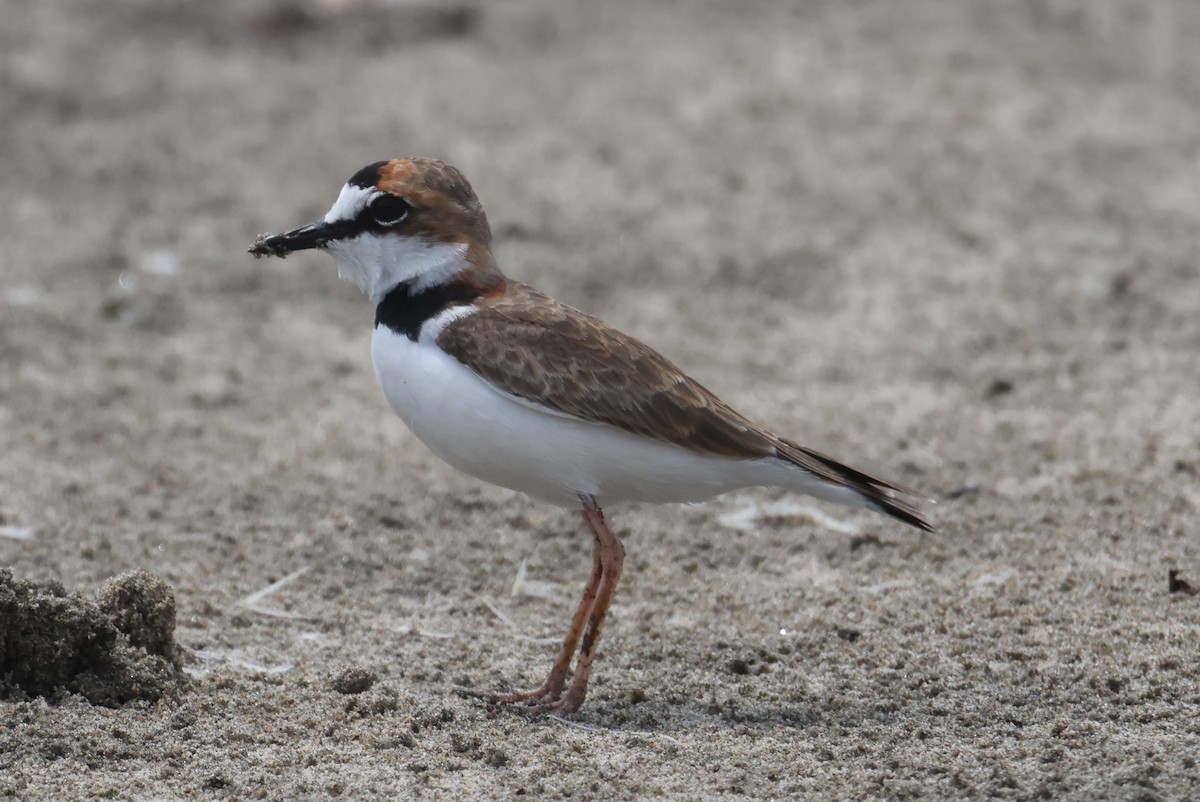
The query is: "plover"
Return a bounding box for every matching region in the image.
[250,158,933,715]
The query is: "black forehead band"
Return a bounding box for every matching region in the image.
[347,161,389,190]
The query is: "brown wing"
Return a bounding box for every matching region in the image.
[437,281,935,532]
[436,281,777,460]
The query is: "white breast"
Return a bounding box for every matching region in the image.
[369,324,786,508]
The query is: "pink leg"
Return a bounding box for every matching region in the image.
[511,498,625,716]
[488,526,603,704]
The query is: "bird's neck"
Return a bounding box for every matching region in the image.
[374,252,504,342]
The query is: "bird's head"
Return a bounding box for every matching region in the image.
[251,158,497,303]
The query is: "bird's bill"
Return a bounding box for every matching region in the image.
[248,220,348,259]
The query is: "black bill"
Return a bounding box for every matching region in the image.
[248,220,353,259]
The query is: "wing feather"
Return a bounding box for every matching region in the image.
[436,281,934,532]
[435,282,776,460]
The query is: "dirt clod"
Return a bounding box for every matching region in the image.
[330,665,377,695]
[1168,570,1197,596]
[0,568,183,706]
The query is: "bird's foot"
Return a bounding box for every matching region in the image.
[458,679,584,717]
[500,690,586,717]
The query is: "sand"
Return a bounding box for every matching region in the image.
[2,0,1198,799]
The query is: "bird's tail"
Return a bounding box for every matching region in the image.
[774,438,936,532]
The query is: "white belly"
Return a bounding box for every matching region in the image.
[369,326,780,507]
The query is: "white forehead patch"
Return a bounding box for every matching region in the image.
[324,183,380,224]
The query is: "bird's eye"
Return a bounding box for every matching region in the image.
[368,195,411,226]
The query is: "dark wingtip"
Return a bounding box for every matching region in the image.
[867,495,937,533]
[777,439,937,533]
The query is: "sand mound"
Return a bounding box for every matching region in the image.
[0,568,184,707]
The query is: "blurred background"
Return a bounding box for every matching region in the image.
[2,0,1198,798]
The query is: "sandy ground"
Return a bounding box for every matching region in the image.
[3,0,1199,798]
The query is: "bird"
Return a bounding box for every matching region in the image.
[249,157,934,716]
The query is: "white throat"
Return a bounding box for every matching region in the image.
[327,234,468,304]
[320,182,470,303]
